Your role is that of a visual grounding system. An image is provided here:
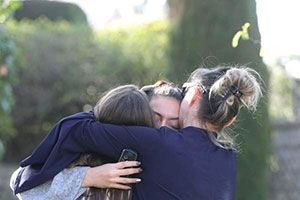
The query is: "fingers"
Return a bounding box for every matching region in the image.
[116,177,141,185]
[118,167,142,176]
[116,161,141,169]
[110,183,132,190]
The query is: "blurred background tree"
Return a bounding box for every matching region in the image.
[167,0,270,200]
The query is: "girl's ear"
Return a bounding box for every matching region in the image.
[224,116,237,127]
[185,87,200,106]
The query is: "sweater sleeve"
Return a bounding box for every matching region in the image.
[13,167,88,200]
[70,119,163,160]
[14,111,167,194]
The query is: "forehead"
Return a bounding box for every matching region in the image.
[149,96,180,118]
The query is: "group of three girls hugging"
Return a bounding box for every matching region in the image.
[10,65,263,200]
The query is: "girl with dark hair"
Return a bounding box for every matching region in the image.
[13,66,263,199]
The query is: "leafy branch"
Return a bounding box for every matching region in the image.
[232,22,263,57]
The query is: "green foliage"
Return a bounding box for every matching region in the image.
[3,20,98,161]
[232,22,263,57]
[3,19,168,162]
[232,22,250,48]
[0,0,21,23]
[96,21,169,86]
[13,0,87,24]
[168,1,270,200]
[0,0,21,155]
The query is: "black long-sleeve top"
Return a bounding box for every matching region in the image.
[14,111,237,200]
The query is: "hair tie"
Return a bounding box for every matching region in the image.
[223,85,243,101]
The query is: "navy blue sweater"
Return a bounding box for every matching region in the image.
[15,111,236,200]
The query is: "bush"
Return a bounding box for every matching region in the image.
[0,25,17,144]
[96,21,169,86]
[0,0,21,158]
[14,0,87,24]
[3,19,169,162]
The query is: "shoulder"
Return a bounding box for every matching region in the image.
[54,111,95,132]
[59,111,94,124]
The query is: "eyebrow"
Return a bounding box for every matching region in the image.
[153,111,179,121]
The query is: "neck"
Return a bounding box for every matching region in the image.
[182,114,219,133]
[180,99,220,133]
[182,116,202,128]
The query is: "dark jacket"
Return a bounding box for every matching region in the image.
[14,111,237,200]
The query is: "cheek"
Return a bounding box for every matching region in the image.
[180,100,188,115]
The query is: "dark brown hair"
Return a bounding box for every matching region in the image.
[94,84,155,127]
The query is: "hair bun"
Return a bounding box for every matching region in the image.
[210,67,262,111]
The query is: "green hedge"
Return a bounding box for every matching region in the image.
[2,19,168,162]
[0,0,21,158]
[0,25,18,159]
[14,0,87,24]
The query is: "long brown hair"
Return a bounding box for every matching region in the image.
[73,85,155,200]
[95,84,155,127]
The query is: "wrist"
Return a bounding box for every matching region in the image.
[80,167,93,188]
